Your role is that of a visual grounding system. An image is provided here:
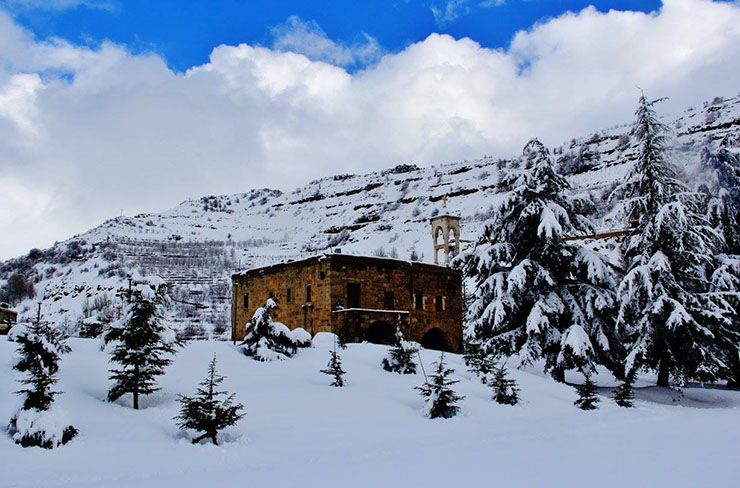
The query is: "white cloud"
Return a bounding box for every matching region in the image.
[431,0,473,25]
[270,16,383,68]
[432,0,506,25]
[1,0,740,259]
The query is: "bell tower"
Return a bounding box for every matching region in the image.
[430,195,461,266]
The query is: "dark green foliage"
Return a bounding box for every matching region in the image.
[382,319,417,374]
[242,298,301,361]
[321,350,346,387]
[463,340,496,383]
[490,365,520,405]
[462,138,617,380]
[613,370,636,408]
[416,353,464,419]
[8,321,78,448]
[616,96,734,386]
[104,285,181,409]
[574,375,600,411]
[175,354,245,445]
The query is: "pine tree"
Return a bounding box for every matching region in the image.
[415,353,464,419]
[489,364,520,405]
[615,96,729,387]
[574,375,600,411]
[382,318,418,374]
[104,281,181,409]
[461,138,618,382]
[242,298,303,361]
[702,147,740,387]
[7,321,78,448]
[463,339,496,383]
[321,350,347,387]
[613,369,636,408]
[175,354,245,445]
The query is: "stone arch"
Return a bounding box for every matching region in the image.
[421,327,451,352]
[365,320,396,345]
[435,226,444,246]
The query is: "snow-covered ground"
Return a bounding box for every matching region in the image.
[1,334,738,488]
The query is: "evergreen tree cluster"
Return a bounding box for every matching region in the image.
[461,94,740,394]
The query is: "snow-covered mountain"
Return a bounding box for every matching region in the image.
[1,93,739,336]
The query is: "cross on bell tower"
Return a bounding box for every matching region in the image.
[430,195,461,266]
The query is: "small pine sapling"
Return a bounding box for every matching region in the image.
[613,370,636,408]
[7,322,78,448]
[175,354,245,445]
[415,353,464,419]
[242,298,304,361]
[382,318,417,374]
[574,375,600,411]
[490,364,520,406]
[464,341,496,383]
[321,350,346,387]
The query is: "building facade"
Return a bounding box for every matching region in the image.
[231,253,463,352]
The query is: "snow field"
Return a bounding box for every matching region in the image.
[1,334,739,487]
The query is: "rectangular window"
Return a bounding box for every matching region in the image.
[286,287,292,303]
[436,295,444,312]
[306,285,312,303]
[243,293,249,309]
[384,291,395,310]
[415,292,424,311]
[347,283,361,308]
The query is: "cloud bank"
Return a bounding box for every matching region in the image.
[1,0,740,259]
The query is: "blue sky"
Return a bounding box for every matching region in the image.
[5,0,663,72]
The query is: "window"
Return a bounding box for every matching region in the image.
[306,285,312,303]
[384,291,395,310]
[436,296,444,312]
[243,293,249,309]
[347,283,361,308]
[286,287,292,303]
[415,292,424,311]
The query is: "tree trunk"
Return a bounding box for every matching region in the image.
[552,367,565,383]
[657,355,670,387]
[133,364,139,410]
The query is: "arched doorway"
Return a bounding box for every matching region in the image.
[421,328,451,352]
[365,320,396,345]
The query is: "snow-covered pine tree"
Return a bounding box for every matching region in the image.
[415,353,464,419]
[463,339,496,383]
[104,280,181,409]
[615,96,730,387]
[489,364,520,405]
[461,138,618,382]
[241,298,304,361]
[7,322,78,448]
[702,147,740,386]
[613,369,636,408]
[574,375,600,410]
[175,354,245,445]
[320,350,347,387]
[381,317,418,374]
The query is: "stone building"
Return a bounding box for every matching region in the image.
[231,253,463,352]
[0,303,18,335]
